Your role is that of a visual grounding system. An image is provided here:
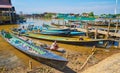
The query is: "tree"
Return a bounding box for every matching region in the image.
[89,12,94,17]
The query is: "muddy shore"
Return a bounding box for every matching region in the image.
[0,24,120,73]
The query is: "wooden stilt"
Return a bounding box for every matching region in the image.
[86,23,89,37]
[63,19,64,25]
[115,19,119,33]
[95,28,98,39]
[70,21,71,28]
[106,19,111,39]
[58,20,60,25]
[119,41,120,48]
[9,8,12,24]
[65,21,66,26]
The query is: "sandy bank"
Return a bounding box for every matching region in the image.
[82,53,120,73]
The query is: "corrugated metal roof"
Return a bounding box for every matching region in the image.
[0,0,11,5]
[0,0,12,8]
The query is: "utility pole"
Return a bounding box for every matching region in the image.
[115,0,117,14]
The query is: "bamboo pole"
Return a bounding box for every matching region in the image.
[1,66,6,73]
[80,46,96,70]
[29,60,32,71]
[65,52,68,58]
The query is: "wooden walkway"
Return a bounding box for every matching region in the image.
[76,28,120,38]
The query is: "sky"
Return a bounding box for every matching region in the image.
[11,0,120,15]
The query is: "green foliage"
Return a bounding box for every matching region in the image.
[100,14,117,18]
[19,16,25,20]
[88,12,94,17]
[116,14,120,16]
[94,15,99,18]
[44,13,55,19]
[81,12,94,18]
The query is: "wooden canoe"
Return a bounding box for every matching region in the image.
[24,32,110,46]
[0,30,68,70]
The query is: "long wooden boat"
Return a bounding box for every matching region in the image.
[51,23,65,27]
[14,35,66,53]
[42,23,60,28]
[70,30,85,36]
[42,27,70,31]
[41,24,71,31]
[12,28,112,47]
[0,30,68,70]
[37,29,85,36]
[33,24,85,36]
[23,32,110,47]
[51,23,75,27]
[39,29,71,36]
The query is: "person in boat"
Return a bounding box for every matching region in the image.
[19,26,26,34]
[50,41,59,50]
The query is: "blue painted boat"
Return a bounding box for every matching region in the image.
[70,31,85,36]
[39,28,85,36]
[0,30,68,70]
[42,27,70,31]
[113,40,119,47]
[39,29,70,36]
[41,24,85,36]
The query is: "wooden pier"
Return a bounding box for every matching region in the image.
[75,27,120,48]
[76,28,120,37]
[75,19,120,38]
